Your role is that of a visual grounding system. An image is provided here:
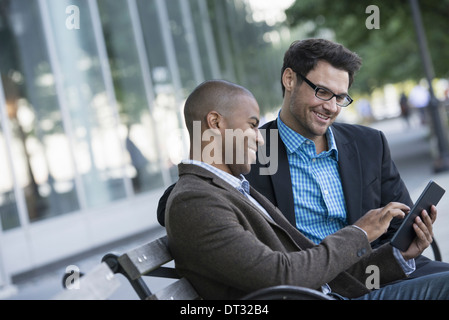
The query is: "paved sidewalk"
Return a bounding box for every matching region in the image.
[371,117,449,263]
[4,116,449,299]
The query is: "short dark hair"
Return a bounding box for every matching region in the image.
[184,80,254,138]
[281,39,362,96]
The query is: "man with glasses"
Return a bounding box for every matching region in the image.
[246,38,449,277]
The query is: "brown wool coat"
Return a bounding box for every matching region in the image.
[165,164,406,300]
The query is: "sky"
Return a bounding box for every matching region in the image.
[247,0,295,26]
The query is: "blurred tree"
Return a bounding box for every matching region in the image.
[285,0,449,94]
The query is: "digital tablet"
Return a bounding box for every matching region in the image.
[390,180,445,251]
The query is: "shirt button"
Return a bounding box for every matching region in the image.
[324,190,329,195]
[357,248,367,257]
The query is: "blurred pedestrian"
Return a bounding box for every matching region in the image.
[125,126,149,192]
[409,83,430,125]
[399,92,411,128]
[356,98,374,125]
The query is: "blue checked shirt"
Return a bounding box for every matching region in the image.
[277,116,347,245]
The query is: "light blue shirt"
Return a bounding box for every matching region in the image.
[277,116,347,244]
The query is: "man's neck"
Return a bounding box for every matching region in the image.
[188,154,236,177]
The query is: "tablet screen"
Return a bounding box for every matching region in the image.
[390,180,445,252]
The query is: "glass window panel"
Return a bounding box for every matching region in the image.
[206,0,237,81]
[137,0,188,180]
[0,0,81,225]
[165,0,197,95]
[44,0,128,207]
[0,109,20,230]
[189,0,214,80]
[97,0,166,193]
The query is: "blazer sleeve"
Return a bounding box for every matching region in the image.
[375,130,413,245]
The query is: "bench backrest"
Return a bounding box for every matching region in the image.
[116,235,201,300]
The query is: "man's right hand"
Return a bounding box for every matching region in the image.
[354,202,410,243]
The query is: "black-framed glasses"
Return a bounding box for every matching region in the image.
[297,73,353,107]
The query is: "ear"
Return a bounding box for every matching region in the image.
[205,111,224,131]
[282,68,296,93]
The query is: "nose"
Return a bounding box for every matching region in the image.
[323,96,339,113]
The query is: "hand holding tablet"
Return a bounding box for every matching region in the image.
[390,180,445,252]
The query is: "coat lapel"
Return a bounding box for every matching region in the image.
[332,124,363,224]
[261,120,296,226]
[180,163,314,249]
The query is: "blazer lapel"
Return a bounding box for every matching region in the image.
[332,124,363,224]
[261,120,296,226]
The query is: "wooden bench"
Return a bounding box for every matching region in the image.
[99,235,333,300]
[56,233,443,300]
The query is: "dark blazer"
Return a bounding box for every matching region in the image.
[245,119,413,248]
[166,164,406,300]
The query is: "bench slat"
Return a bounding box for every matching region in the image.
[148,277,201,300]
[118,235,173,280]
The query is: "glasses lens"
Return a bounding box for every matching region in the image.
[315,87,352,107]
[336,96,350,107]
[315,88,333,100]
[340,96,352,107]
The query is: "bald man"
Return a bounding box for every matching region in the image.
[164,80,448,300]
[183,79,262,175]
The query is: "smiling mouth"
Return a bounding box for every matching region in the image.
[313,111,331,121]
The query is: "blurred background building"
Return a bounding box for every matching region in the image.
[0,0,296,291]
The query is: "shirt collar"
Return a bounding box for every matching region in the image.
[277,115,339,160]
[182,159,250,193]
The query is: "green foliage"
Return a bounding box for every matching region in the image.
[285,0,449,94]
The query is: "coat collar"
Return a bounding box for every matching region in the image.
[177,162,315,249]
